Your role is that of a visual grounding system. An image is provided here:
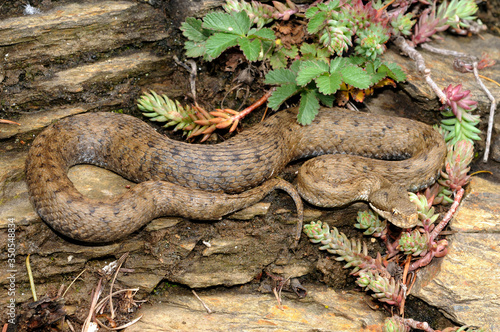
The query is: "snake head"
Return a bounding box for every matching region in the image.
[369,185,419,229]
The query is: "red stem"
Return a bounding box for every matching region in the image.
[430,188,464,241]
[234,89,274,122]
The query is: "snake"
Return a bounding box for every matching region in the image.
[25,107,447,243]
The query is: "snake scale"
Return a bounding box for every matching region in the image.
[25,107,446,243]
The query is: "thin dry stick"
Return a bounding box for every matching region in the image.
[66,319,76,332]
[109,253,129,319]
[61,269,86,298]
[82,278,103,332]
[472,62,497,162]
[95,288,140,313]
[420,43,477,61]
[94,289,143,330]
[393,37,447,103]
[26,254,37,302]
[192,289,213,314]
[95,315,143,331]
[0,119,21,125]
[173,55,197,102]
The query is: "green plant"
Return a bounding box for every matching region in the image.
[440,84,481,145]
[304,221,403,306]
[264,57,405,124]
[354,210,386,237]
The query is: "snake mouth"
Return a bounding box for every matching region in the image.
[369,203,419,229]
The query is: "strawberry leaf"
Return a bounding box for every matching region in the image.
[297,89,320,125]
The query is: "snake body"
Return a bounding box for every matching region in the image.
[25,107,446,242]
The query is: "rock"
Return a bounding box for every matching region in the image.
[491,134,500,163]
[0,0,171,125]
[411,177,500,331]
[125,283,388,332]
[228,202,271,220]
[382,34,500,116]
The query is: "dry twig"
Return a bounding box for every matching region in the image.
[393,37,447,103]
[192,289,213,314]
[472,62,497,162]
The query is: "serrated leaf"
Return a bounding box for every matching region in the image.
[290,60,302,74]
[329,57,344,74]
[316,47,331,62]
[205,33,240,59]
[316,91,335,107]
[344,56,366,66]
[269,52,287,69]
[248,27,276,40]
[300,43,317,56]
[379,62,407,82]
[297,60,329,86]
[203,11,250,36]
[281,45,298,58]
[268,84,300,109]
[180,17,210,42]
[305,6,319,18]
[315,73,342,95]
[238,37,261,61]
[265,68,297,84]
[340,65,371,89]
[184,41,207,58]
[307,11,327,34]
[297,90,320,125]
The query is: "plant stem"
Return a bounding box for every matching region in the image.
[430,187,464,241]
[472,62,497,163]
[228,88,274,132]
[393,37,447,103]
[393,316,435,332]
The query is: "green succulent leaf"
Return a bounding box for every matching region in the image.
[297,89,320,125]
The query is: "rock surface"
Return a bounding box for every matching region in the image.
[411,177,500,331]
[126,284,387,332]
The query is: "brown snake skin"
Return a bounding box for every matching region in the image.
[25,107,446,243]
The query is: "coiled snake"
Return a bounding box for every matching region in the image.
[25,107,446,243]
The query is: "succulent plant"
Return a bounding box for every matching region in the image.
[390,12,415,37]
[354,210,387,236]
[399,230,429,256]
[438,140,474,192]
[383,316,410,332]
[356,270,402,305]
[354,24,390,60]
[408,193,439,224]
[138,91,217,142]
